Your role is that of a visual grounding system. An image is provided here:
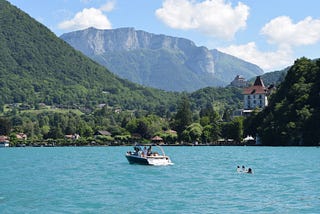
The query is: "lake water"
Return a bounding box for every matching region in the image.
[0,146,319,213]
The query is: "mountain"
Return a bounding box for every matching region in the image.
[60,27,263,92]
[0,0,179,112]
[211,49,264,83]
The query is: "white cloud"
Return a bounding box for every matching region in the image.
[261,16,320,47]
[219,16,320,71]
[155,0,249,40]
[100,1,115,12]
[218,42,294,71]
[58,2,114,31]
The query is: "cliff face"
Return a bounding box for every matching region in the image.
[61,27,263,91]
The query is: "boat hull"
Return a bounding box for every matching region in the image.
[126,155,149,165]
[125,154,172,165]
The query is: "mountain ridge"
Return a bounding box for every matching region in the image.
[61,27,264,92]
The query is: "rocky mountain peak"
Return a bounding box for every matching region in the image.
[62,27,199,53]
[61,27,263,91]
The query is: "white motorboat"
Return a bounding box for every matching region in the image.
[125,145,173,166]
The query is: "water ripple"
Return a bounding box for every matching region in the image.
[0,146,319,213]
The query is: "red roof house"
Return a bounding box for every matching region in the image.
[243,76,268,110]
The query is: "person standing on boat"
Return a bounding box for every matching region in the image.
[147,146,152,156]
[134,146,140,155]
[142,146,147,157]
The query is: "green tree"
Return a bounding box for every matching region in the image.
[182,123,203,143]
[173,96,192,140]
[81,124,94,138]
[221,117,244,142]
[199,103,221,142]
[46,126,64,139]
[202,125,213,143]
[0,117,11,135]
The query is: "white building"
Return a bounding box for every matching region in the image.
[243,76,268,111]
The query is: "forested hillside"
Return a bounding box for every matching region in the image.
[0,0,246,145]
[0,0,179,112]
[0,0,243,114]
[245,58,320,146]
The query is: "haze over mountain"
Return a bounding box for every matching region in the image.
[61,27,264,92]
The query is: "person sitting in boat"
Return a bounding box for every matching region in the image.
[152,151,159,156]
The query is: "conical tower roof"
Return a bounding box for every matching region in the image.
[253,76,265,87]
[243,76,266,95]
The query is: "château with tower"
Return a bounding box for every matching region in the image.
[231,75,274,117]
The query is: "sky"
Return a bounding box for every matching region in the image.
[7,0,320,72]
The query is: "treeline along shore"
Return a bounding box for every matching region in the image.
[5,138,256,148]
[1,57,319,147]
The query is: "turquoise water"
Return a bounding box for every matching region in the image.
[0,146,319,213]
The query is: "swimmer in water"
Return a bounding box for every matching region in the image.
[237,166,242,173]
[246,168,253,174]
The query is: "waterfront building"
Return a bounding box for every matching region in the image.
[243,76,268,111]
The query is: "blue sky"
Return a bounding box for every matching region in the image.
[7,0,320,72]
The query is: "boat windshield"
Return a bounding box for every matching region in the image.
[128,144,166,157]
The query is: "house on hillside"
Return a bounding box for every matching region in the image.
[65,134,80,140]
[16,133,27,140]
[94,130,112,137]
[242,76,268,114]
[233,76,273,117]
